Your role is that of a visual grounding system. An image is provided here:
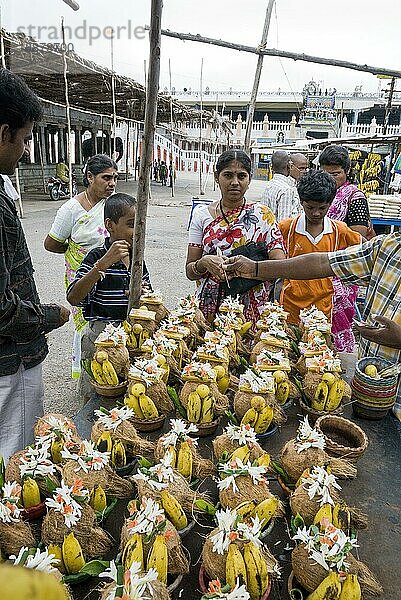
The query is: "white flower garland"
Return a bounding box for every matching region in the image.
[61,440,109,473]
[100,560,159,600]
[239,369,275,394]
[94,406,135,431]
[161,419,198,449]
[126,497,166,537]
[0,481,22,523]
[224,424,258,447]
[301,466,342,506]
[217,459,268,493]
[45,479,89,528]
[292,523,358,572]
[95,323,127,346]
[211,508,263,555]
[295,417,326,453]
[19,439,57,479]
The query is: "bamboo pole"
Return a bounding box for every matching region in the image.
[125,120,130,181]
[244,0,274,154]
[61,18,73,198]
[157,28,401,80]
[168,58,175,197]
[110,31,117,159]
[128,0,162,312]
[199,57,204,195]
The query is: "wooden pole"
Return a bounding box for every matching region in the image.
[384,77,397,193]
[244,0,274,154]
[110,31,117,159]
[128,0,162,312]
[168,58,175,197]
[61,18,73,198]
[199,57,204,195]
[157,28,401,80]
[125,120,130,181]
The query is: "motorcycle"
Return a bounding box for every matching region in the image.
[48,172,78,201]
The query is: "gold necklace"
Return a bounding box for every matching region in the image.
[84,190,94,209]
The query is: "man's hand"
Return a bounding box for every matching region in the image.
[55,305,71,329]
[223,256,256,280]
[99,241,130,270]
[354,315,401,349]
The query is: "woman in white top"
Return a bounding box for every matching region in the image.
[44,154,118,383]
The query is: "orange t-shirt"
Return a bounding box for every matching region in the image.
[279,216,361,324]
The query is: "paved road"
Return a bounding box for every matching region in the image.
[24,171,267,416]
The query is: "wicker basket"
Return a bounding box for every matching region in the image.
[131,414,165,432]
[299,396,343,424]
[315,415,369,463]
[352,356,398,420]
[91,380,128,398]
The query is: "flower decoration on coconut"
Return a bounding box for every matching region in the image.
[0,481,22,523]
[201,579,250,600]
[292,522,358,572]
[62,440,109,474]
[295,417,326,453]
[94,406,135,433]
[100,560,164,600]
[45,478,89,528]
[213,424,270,467]
[11,547,60,575]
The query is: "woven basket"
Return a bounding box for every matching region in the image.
[131,414,165,432]
[190,419,219,438]
[91,380,128,398]
[299,396,343,424]
[352,356,397,420]
[315,415,369,463]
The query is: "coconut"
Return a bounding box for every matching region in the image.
[127,379,174,415]
[280,439,357,482]
[288,380,301,400]
[135,472,209,514]
[5,450,59,495]
[100,580,171,600]
[34,413,80,444]
[294,356,308,377]
[202,532,277,582]
[194,308,212,333]
[62,461,134,498]
[292,543,382,596]
[98,344,130,380]
[0,520,35,555]
[290,484,368,529]
[219,476,285,517]
[302,371,324,400]
[180,381,229,416]
[91,421,154,457]
[154,439,216,479]
[42,504,112,558]
[212,434,265,463]
[140,300,170,324]
[250,340,288,364]
[120,520,189,575]
[233,390,286,424]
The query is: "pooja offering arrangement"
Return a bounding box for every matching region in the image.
[1,292,383,600]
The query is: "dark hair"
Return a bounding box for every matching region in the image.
[104,192,136,223]
[319,144,350,172]
[0,68,43,134]
[83,154,118,187]
[297,170,336,204]
[215,150,252,176]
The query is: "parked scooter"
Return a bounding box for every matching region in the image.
[48,171,78,201]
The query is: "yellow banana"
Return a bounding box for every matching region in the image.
[22,477,41,508]
[234,500,257,520]
[257,453,271,469]
[130,382,146,396]
[91,359,107,384]
[243,541,269,600]
[0,565,70,599]
[187,391,202,423]
[122,320,132,335]
[311,381,329,411]
[325,379,345,411]
[94,350,108,363]
[225,542,247,589]
[254,405,274,434]
[165,445,176,468]
[230,445,251,464]
[89,484,107,513]
[339,574,361,600]
[50,438,64,464]
[251,497,279,528]
[196,384,211,399]
[138,394,159,419]
[176,441,193,480]
[200,393,214,424]
[147,534,168,584]
[102,359,119,386]
[313,503,333,529]
[276,381,290,405]
[273,370,287,384]
[61,533,85,574]
[306,571,341,600]
[96,430,112,453]
[124,394,145,418]
[159,489,188,530]
[239,321,252,337]
[332,502,351,533]
[321,372,337,386]
[111,440,127,468]
[241,407,258,428]
[122,533,144,572]
[47,544,66,574]
[250,395,266,412]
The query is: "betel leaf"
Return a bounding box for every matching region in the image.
[291,513,305,533]
[80,358,94,379]
[194,499,216,515]
[96,496,118,522]
[63,560,109,584]
[271,460,292,484]
[238,355,248,368]
[167,385,187,419]
[45,476,57,494]
[225,410,239,426]
[137,455,153,469]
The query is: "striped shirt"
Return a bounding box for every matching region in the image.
[261,174,302,222]
[70,238,151,322]
[328,233,401,417]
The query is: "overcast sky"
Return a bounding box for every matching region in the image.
[2,0,399,95]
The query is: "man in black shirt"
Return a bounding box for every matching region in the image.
[0,69,70,459]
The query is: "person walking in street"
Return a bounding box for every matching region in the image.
[159,161,168,186]
[0,68,70,461]
[261,150,302,221]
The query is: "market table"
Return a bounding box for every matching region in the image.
[72,392,401,600]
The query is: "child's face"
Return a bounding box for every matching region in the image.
[108,206,136,246]
[301,200,330,225]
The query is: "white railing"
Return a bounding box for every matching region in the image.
[343,123,401,136]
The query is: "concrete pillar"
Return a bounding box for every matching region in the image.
[289,114,297,139]
[369,116,377,135]
[57,126,64,162]
[33,128,41,163]
[236,114,242,142]
[353,109,360,125]
[75,127,82,163]
[43,127,50,164]
[262,113,269,137]
[341,116,348,136]
[50,129,57,163]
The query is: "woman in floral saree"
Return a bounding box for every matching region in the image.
[186,150,285,325]
[44,154,118,384]
[319,145,372,352]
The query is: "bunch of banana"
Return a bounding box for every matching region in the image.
[229,444,251,464]
[339,574,361,600]
[311,373,345,412]
[250,496,280,529]
[273,370,290,405]
[187,384,215,425]
[307,571,341,600]
[226,542,247,589]
[332,501,351,533]
[125,322,147,349]
[147,534,168,584]
[176,440,193,480]
[155,354,170,384]
[47,544,66,574]
[243,542,269,600]
[213,364,230,394]
[125,383,159,420]
[91,350,119,386]
[239,321,253,338]
[50,437,64,464]
[21,477,41,508]
[110,440,127,469]
[96,430,113,453]
[159,489,188,530]
[61,532,85,574]
[89,484,107,513]
[122,532,144,572]
[241,396,274,434]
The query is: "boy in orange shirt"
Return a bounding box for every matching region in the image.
[279,169,361,335]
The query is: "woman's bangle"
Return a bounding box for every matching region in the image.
[193,259,207,277]
[255,261,259,278]
[93,260,106,281]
